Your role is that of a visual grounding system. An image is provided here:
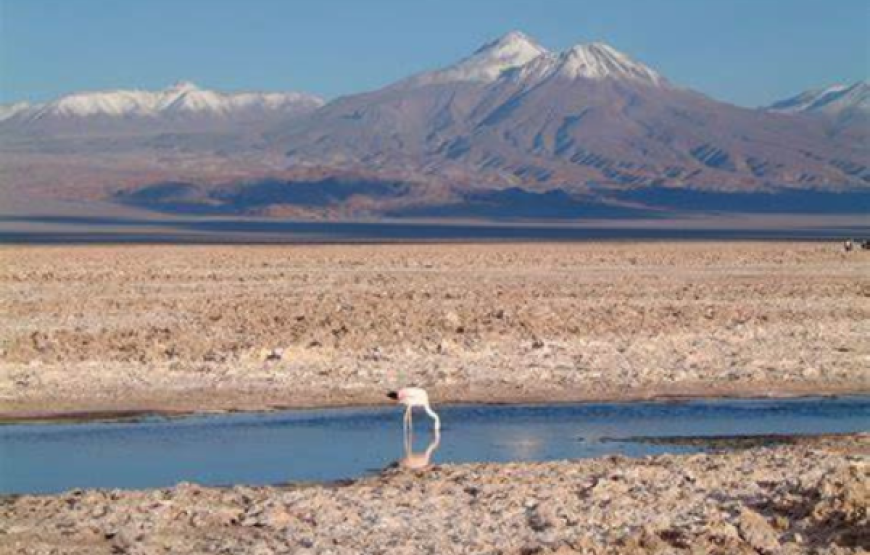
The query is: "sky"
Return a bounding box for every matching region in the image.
[0,0,868,107]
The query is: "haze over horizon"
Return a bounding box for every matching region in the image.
[1,0,868,107]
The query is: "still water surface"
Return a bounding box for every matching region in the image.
[1,397,867,494]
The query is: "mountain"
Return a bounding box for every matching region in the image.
[0,82,324,135]
[765,81,869,138]
[1,32,869,221]
[767,81,870,117]
[271,32,869,193]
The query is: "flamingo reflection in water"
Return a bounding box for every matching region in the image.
[397,427,441,469]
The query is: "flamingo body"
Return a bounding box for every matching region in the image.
[387,387,441,432]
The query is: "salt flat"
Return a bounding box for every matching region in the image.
[0,242,867,419]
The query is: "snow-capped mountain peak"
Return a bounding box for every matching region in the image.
[38,89,156,118]
[767,81,870,116]
[398,32,666,89]
[159,86,227,114]
[472,30,546,59]
[513,41,666,86]
[167,81,200,93]
[403,30,549,87]
[0,83,325,126]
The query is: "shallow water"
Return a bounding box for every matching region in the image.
[1,397,867,494]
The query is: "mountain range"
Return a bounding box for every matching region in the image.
[0,81,323,133]
[1,31,868,220]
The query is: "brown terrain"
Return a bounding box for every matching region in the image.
[1,434,867,554]
[1,242,868,420]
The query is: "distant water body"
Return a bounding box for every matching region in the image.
[1,214,868,243]
[1,397,867,494]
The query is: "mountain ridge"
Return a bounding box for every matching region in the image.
[1,31,868,220]
[0,82,324,130]
[766,81,869,116]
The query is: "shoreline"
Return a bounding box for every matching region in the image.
[3,381,867,424]
[2,212,869,246]
[2,434,866,554]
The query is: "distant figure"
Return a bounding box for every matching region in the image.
[387,387,441,432]
[844,239,870,252]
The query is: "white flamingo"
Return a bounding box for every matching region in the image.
[387,387,441,433]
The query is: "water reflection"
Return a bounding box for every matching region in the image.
[495,434,544,460]
[393,429,441,470]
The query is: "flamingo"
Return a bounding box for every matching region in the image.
[387,387,441,433]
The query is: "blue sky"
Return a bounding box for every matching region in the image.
[1,0,867,106]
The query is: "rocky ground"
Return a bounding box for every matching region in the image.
[1,434,867,554]
[1,242,868,419]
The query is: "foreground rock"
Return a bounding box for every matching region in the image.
[1,243,868,418]
[1,435,867,554]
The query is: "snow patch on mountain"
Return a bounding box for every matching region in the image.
[767,81,870,116]
[511,42,666,86]
[2,82,324,123]
[0,102,32,122]
[403,31,549,86]
[401,32,666,90]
